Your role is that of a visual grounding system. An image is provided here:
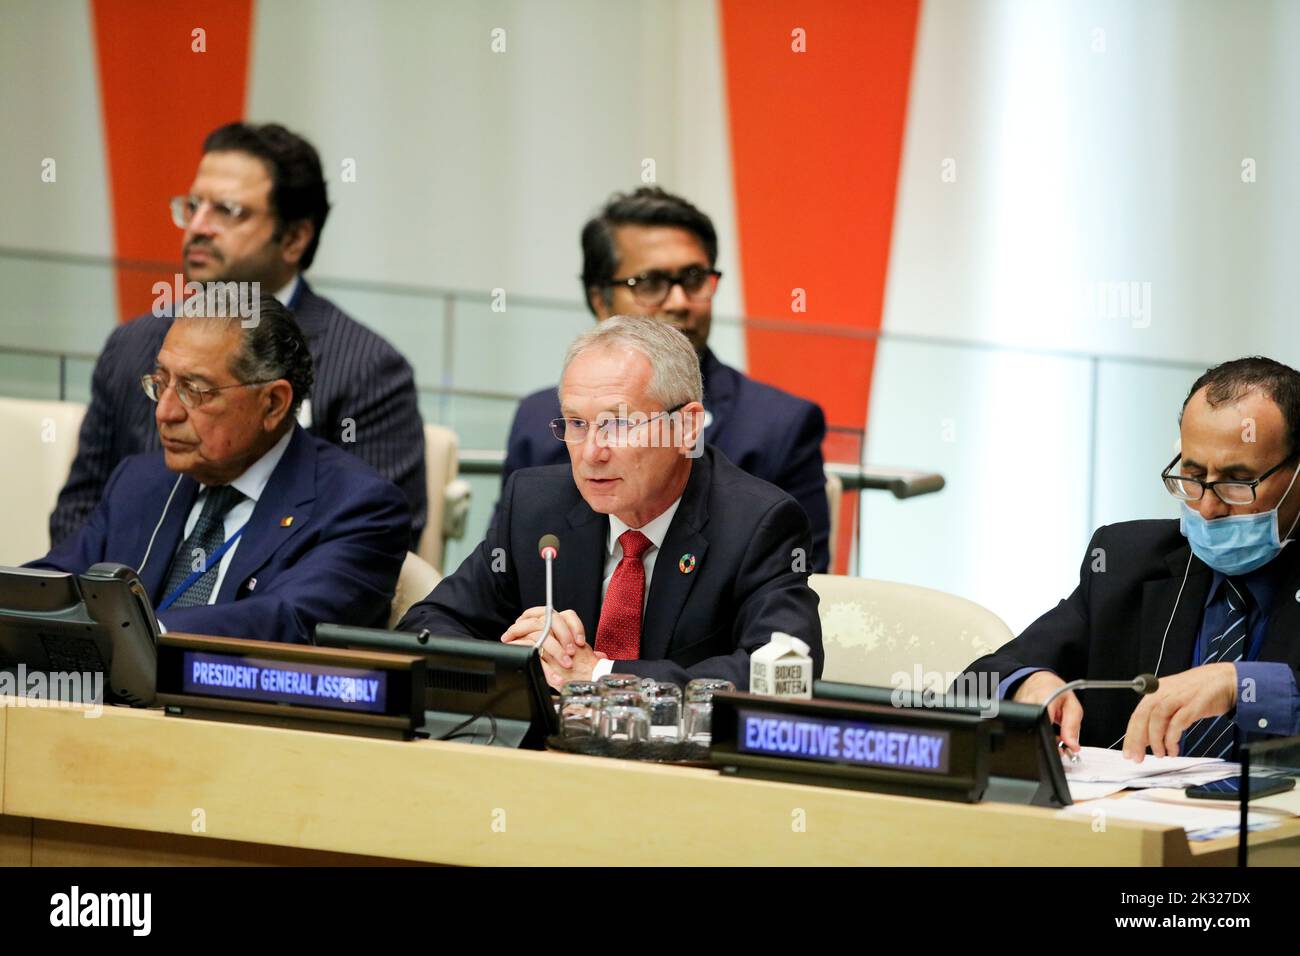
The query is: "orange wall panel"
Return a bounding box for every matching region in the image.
[92,0,253,321]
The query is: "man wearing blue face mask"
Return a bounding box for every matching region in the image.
[962,357,1300,761]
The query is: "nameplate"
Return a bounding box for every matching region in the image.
[183,650,390,714]
[736,708,952,774]
[156,633,425,741]
[711,691,990,802]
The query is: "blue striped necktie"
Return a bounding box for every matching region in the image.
[160,485,245,609]
[1182,579,1248,759]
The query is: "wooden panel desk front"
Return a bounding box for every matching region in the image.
[0,696,1279,866]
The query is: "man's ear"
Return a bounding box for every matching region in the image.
[262,380,295,431]
[677,401,706,459]
[588,286,612,321]
[278,220,313,268]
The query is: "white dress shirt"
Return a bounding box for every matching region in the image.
[174,427,294,606]
[274,275,299,306]
[591,495,683,679]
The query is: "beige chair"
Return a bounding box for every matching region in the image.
[0,397,86,567]
[388,551,442,628]
[417,423,471,573]
[810,574,1014,693]
[824,471,843,566]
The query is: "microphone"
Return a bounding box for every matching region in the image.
[1040,673,1159,713]
[536,534,560,652]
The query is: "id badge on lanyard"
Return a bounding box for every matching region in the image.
[157,524,248,611]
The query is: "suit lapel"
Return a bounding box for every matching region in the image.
[141,475,199,604]
[700,349,735,445]
[1139,544,1212,677]
[559,498,607,638]
[216,429,317,602]
[640,453,712,661]
[1256,546,1300,668]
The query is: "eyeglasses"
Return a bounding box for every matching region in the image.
[141,371,273,409]
[1161,453,1296,506]
[549,404,686,446]
[604,267,721,307]
[169,194,263,231]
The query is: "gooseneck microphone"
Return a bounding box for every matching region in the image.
[1041,673,1160,714]
[536,534,560,652]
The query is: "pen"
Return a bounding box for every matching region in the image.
[1058,740,1080,765]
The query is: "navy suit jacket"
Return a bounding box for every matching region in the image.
[398,445,823,687]
[502,348,831,571]
[961,520,1300,748]
[30,426,409,645]
[50,279,427,548]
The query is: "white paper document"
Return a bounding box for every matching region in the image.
[1121,765,1240,789]
[1060,792,1273,831]
[1062,746,1224,783]
[1066,780,1129,802]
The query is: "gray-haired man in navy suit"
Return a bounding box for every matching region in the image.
[402,315,822,690]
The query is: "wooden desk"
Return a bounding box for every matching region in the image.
[0,696,1285,866]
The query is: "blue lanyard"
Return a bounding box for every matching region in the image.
[157,523,247,611]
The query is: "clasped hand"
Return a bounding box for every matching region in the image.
[500,606,607,690]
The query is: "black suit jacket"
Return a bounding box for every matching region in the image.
[963,519,1300,747]
[502,348,831,571]
[399,446,824,687]
[49,280,427,548]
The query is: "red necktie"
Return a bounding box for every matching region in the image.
[595,530,654,660]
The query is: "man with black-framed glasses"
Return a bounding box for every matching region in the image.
[27,298,409,645]
[501,187,832,571]
[962,357,1300,760]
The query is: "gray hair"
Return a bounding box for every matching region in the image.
[176,291,314,418]
[560,315,703,408]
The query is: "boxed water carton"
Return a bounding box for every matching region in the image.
[749,632,813,698]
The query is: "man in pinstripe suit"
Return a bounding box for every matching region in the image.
[49,123,427,549]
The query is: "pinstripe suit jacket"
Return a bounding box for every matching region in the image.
[49,280,427,548]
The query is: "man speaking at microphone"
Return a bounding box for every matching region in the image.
[962,358,1300,760]
[398,315,823,689]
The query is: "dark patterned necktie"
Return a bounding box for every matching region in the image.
[595,530,654,660]
[160,485,245,609]
[1183,579,1249,759]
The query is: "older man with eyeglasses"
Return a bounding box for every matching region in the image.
[27,296,410,645]
[399,315,823,690]
[962,357,1300,759]
[500,187,832,572]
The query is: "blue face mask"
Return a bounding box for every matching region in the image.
[1179,466,1300,575]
